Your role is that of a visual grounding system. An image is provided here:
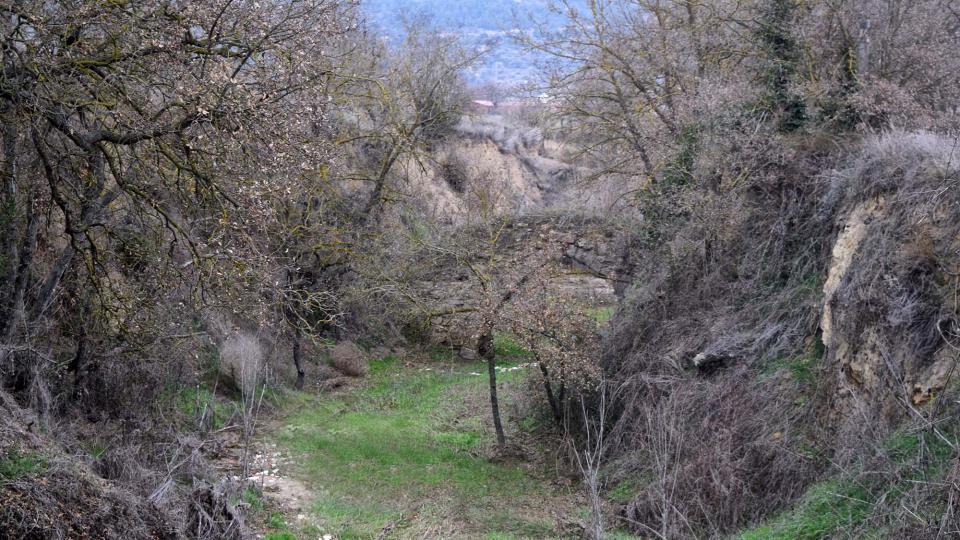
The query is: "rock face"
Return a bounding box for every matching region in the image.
[397,115,582,223]
[330,341,368,377]
[823,205,959,410]
[820,197,885,346]
[818,133,960,419]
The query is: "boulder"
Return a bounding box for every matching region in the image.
[330,341,368,377]
[692,351,734,374]
[459,346,478,361]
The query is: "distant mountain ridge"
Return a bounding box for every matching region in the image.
[361,0,590,85]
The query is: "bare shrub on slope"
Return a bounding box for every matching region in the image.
[600,127,840,535]
[603,129,960,537]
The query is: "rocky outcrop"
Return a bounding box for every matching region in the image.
[822,188,959,415]
[820,196,885,346]
[394,115,587,224]
[818,132,960,421]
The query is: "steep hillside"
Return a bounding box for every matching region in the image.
[0,391,183,539]
[602,130,960,538]
[395,114,584,222]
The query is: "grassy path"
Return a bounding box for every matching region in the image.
[259,354,586,539]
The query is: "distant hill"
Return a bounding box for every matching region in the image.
[361,0,590,85]
[362,0,580,31]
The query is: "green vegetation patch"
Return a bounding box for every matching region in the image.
[764,337,825,385]
[0,449,46,483]
[606,531,645,540]
[587,306,616,325]
[242,485,265,512]
[87,443,107,459]
[175,385,236,430]
[277,356,567,538]
[886,429,958,465]
[739,428,959,539]
[737,479,872,540]
[493,333,534,360]
[263,533,297,540]
[608,478,641,504]
[427,345,457,363]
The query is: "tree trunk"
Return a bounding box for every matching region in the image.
[479,331,506,449]
[538,361,562,426]
[68,298,92,400]
[69,331,88,399]
[0,120,19,328]
[1,201,34,342]
[292,329,305,391]
[30,245,75,321]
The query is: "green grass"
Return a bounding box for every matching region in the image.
[0,450,46,483]
[880,428,959,505]
[260,386,315,410]
[275,356,572,538]
[267,512,287,529]
[262,506,297,540]
[764,337,825,385]
[886,429,958,465]
[608,478,641,503]
[428,344,458,362]
[176,386,235,430]
[493,333,533,360]
[737,479,873,540]
[765,354,818,384]
[87,443,107,459]
[587,306,616,325]
[242,485,265,512]
[607,531,644,540]
[738,427,960,539]
[264,533,297,540]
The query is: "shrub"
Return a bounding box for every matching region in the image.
[330,341,369,377]
[219,333,265,399]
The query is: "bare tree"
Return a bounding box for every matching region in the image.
[0,0,353,401]
[520,0,751,184]
[335,18,481,222]
[569,377,627,540]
